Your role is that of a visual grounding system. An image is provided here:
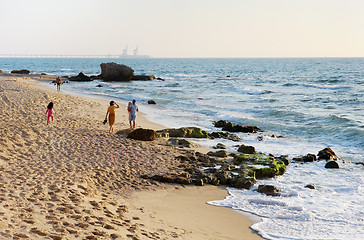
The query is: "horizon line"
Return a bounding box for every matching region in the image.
[0,54,364,59]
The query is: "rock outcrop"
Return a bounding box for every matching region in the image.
[127,128,158,141]
[256,185,280,196]
[11,69,30,74]
[208,132,241,141]
[68,72,92,81]
[325,160,339,169]
[100,62,134,81]
[213,120,261,133]
[302,153,317,162]
[144,150,287,190]
[318,147,338,161]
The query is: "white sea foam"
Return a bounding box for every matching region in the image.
[208,161,364,240]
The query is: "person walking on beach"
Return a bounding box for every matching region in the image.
[46,102,54,125]
[127,101,132,119]
[105,101,120,133]
[128,99,138,129]
[55,77,62,91]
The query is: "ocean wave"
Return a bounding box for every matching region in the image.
[301,83,351,90]
[165,82,180,87]
[236,87,273,95]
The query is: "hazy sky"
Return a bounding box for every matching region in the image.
[1,0,364,58]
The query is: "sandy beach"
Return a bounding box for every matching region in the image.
[0,73,262,239]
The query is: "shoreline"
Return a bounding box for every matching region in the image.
[0,73,263,239]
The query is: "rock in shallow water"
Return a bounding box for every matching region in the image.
[325,160,339,169]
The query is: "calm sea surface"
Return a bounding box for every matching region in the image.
[1,57,363,239]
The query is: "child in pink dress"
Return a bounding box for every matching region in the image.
[46,102,54,125]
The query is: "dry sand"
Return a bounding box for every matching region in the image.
[0,74,262,239]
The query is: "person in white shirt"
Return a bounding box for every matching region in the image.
[128,99,138,129]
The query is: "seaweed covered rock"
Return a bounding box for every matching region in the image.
[127,128,158,141]
[213,143,227,149]
[276,155,290,165]
[233,153,286,179]
[230,174,257,189]
[158,127,209,138]
[143,150,286,190]
[318,147,338,161]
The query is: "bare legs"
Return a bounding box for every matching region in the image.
[129,121,136,129]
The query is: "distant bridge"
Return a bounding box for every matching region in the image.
[0,54,123,58]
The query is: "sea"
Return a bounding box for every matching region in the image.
[1,57,363,239]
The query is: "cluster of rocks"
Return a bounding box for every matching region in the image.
[214,120,261,133]
[126,127,288,193]
[10,69,30,74]
[144,149,288,191]
[124,125,342,196]
[67,62,159,82]
[293,147,340,168]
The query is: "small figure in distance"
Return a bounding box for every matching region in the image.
[55,76,62,91]
[105,101,120,133]
[46,102,55,125]
[128,99,138,129]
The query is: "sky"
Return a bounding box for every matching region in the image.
[0,0,364,58]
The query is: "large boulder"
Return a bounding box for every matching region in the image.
[127,128,158,141]
[100,62,134,81]
[0,70,3,74]
[11,69,30,74]
[68,72,92,81]
[318,147,338,161]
